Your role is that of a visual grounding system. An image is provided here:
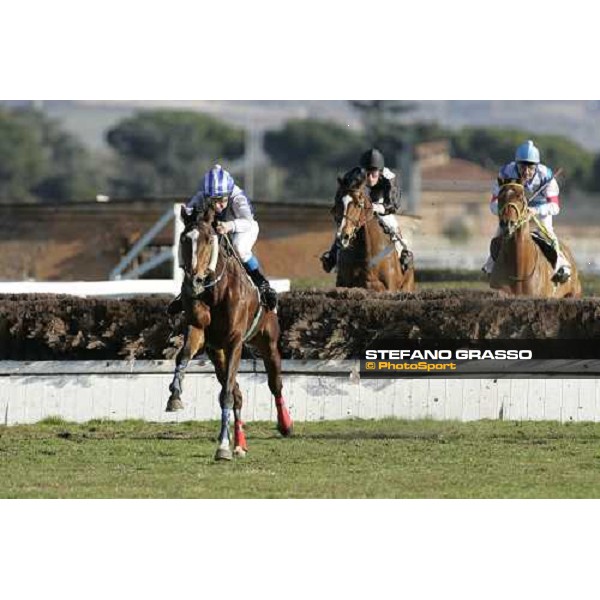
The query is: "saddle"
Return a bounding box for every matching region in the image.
[490,232,558,268]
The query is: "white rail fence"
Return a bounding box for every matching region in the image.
[1,360,599,426]
[0,278,290,297]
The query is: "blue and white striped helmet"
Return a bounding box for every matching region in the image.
[515,140,540,164]
[203,164,235,198]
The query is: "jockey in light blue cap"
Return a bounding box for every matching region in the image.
[515,139,541,164]
[482,140,571,283]
[167,164,277,313]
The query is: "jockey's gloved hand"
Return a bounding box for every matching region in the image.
[216,221,234,235]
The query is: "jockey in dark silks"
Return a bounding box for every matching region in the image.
[320,148,413,273]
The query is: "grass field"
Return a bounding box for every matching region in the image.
[2,418,600,498]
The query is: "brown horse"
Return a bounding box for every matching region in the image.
[335,168,415,292]
[166,204,293,461]
[490,182,581,297]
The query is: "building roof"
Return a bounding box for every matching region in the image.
[421,157,494,182]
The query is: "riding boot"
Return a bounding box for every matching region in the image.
[320,239,339,273]
[391,233,413,273]
[400,249,414,272]
[166,293,184,315]
[245,265,278,310]
[553,250,572,284]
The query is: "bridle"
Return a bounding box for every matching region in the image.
[339,191,375,243]
[497,183,539,282]
[181,223,227,298]
[498,183,531,232]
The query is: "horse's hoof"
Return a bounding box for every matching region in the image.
[166,396,184,412]
[215,447,233,461]
[278,423,294,438]
[233,446,247,458]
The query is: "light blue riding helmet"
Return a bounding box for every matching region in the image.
[203,164,235,198]
[515,140,540,164]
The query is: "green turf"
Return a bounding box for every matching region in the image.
[2,419,600,498]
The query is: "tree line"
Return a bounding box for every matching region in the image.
[2,104,600,204]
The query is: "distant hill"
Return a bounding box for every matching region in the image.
[3,100,600,152]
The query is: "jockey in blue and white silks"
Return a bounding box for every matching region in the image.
[482,140,570,281]
[168,164,277,313]
[186,165,259,266]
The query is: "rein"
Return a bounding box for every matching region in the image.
[342,194,375,237]
[221,232,264,342]
[183,235,228,298]
[341,193,399,269]
[497,185,539,283]
[498,181,532,234]
[183,225,264,341]
[498,183,529,227]
[499,200,531,232]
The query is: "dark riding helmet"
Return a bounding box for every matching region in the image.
[359,148,385,171]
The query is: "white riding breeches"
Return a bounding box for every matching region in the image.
[379,213,399,233]
[536,214,558,244]
[232,220,259,262]
[377,214,409,252]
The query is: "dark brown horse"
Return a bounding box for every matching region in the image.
[490,182,581,297]
[166,204,293,460]
[335,168,415,292]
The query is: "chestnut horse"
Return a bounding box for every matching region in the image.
[166,204,293,461]
[490,182,581,297]
[335,167,415,291]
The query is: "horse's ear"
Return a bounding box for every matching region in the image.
[203,204,215,223]
[337,176,343,186]
[181,204,196,227]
